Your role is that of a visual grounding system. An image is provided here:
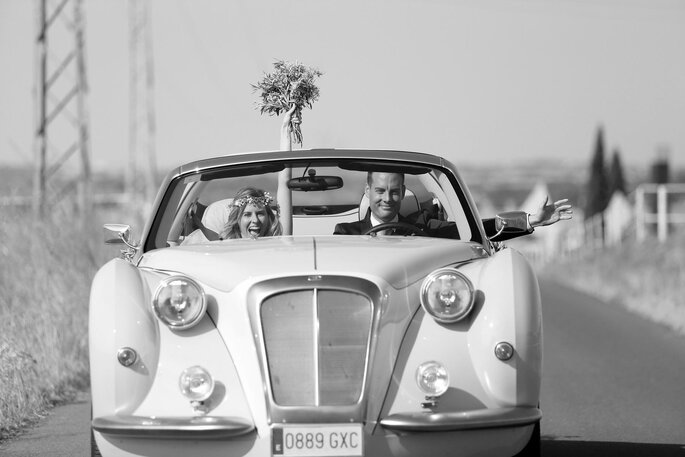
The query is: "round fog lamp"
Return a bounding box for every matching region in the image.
[415,361,450,396]
[179,366,215,401]
[494,342,515,361]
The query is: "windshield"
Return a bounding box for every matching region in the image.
[144,158,480,250]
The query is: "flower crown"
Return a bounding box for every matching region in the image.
[232,192,274,209]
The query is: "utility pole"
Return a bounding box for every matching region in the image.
[127,0,157,214]
[33,0,91,217]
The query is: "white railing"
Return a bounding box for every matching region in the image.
[521,183,685,262]
[635,183,685,242]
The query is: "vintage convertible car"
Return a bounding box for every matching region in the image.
[90,149,542,457]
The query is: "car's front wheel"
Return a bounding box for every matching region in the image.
[90,407,102,457]
[514,421,540,457]
[90,427,102,456]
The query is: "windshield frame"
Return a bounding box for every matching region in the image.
[141,151,486,252]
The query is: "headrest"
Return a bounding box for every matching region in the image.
[201,198,233,233]
[358,189,419,221]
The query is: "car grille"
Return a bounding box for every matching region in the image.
[261,289,373,406]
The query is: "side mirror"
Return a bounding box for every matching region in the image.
[489,211,529,240]
[104,223,139,250]
[288,169,343,191]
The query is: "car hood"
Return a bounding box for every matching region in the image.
[139,236,487,291]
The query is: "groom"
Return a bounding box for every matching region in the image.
[333,171,571,240]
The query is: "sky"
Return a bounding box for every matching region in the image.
[1,0,684,177]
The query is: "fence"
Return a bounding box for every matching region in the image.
[510,183,685,263]
[635,183,685,242]
[579,183,685,251]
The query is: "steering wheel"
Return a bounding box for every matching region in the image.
[363,222,428,237]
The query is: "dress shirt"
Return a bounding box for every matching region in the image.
[370,213,399,235]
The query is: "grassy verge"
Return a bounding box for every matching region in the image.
[0,205,110,440]
[540,230,685,336]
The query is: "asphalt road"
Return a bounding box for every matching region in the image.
[1,279,684,457]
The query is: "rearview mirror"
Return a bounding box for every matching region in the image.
[288,170,343,191]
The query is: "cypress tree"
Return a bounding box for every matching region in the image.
[608,149,627,195]
[585,126,610,218]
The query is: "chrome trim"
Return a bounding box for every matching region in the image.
[92,415,255,439]
[141,149,461,252]
[380,407,541,432]
[176,149,444,177]
[248,276,383,424]
[313,289,320,406]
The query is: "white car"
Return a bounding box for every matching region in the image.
[90,149,542,457]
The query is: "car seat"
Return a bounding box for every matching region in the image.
[201,198,233,234]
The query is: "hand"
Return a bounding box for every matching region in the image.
[280,104,298,150]
[282,103,297,126]
[529,197,573,227]
[188,200,203,228]
[187,200,222,241]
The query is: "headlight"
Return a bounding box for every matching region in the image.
[152,276,206,329]
[179,366,215,401]
[416,361,450,396]
[420,268,474,323]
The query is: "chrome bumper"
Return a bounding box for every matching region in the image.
[92,415,255,439]
[380,407,541,432]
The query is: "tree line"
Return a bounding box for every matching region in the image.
[584,126,627,219]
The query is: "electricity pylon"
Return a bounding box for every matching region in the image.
[33,0,91,217]
[127,0,157,214]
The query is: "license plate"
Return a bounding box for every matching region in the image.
[272,424,363,456]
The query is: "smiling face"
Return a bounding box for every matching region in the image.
[239,203,269,238]
[365,172,406,222]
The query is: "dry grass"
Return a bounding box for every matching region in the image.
[0,204,110,439]
[541,230,685,335]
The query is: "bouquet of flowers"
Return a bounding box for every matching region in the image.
[252,60,322,145]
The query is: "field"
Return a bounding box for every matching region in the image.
[0,204,113,439]
[542,230,685,336]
